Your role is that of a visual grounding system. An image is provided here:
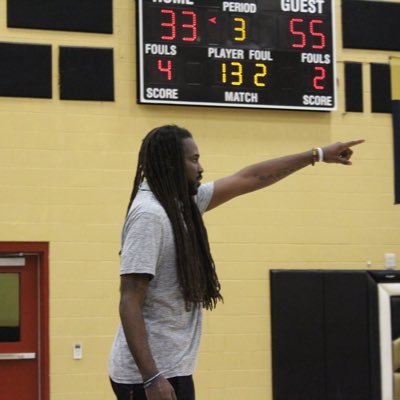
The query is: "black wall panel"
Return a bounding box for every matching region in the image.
[391,296,400,339]
[324,272,371,400]
[271,270,381,400]
[370,63,391,114]
[59,47,114,101]
[7,0,113,33]
[366,274,382,400]
[0,42,52,98]
[345,62,363,112]
[393,101,400,204]
[271,271,325,400]
[342,0,400,51]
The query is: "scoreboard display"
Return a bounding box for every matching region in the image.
[137,0,336,111]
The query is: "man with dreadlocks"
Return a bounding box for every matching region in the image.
[108,125,363,400]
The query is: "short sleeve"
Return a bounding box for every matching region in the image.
[195,182,214,214]
[120,212,163,276]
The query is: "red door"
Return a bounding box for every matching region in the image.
[0,255,40,399]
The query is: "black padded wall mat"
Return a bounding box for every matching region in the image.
[270,270,381,400]
[371,63,391,113]
[0,42,51,98]
[59,47,114,101]
[342,0,400,51]
[392,101,400,204]
[270,271,325,400]
[391,297,400,339]
[345,62,363,112]
[324,273,373,400]
[7,0,113,33]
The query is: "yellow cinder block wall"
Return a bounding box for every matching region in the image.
[0,1,399,399]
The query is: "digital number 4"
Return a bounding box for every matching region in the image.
[157,59,173,81]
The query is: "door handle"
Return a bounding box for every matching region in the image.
[0,352,36,360]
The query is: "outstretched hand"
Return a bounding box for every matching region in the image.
[321,140,365,165]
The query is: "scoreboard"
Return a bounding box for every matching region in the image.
[136,0,336,111]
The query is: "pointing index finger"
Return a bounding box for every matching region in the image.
[342,139,365,148]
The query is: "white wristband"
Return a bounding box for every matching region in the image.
[316,147,323,162]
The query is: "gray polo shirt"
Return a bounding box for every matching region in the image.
[109,182,214,383]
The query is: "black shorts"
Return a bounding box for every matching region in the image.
[110,375,195,400]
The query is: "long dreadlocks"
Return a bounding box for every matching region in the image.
[126,125,223,310]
